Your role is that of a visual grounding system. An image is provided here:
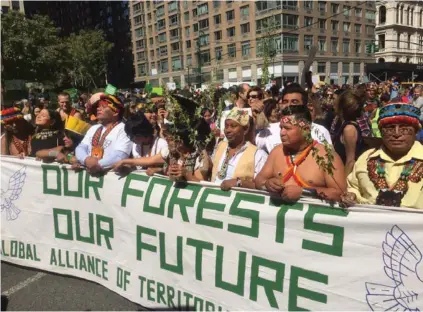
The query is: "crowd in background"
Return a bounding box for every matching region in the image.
[1,77,422,209]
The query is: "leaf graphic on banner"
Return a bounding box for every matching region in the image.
[366,225,423,312]
[1,166,26,221]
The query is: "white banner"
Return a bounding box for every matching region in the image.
[1,157,423,311]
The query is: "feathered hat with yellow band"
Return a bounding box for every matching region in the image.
[65,116,91,137]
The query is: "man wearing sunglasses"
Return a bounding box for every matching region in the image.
[256,84,332,155]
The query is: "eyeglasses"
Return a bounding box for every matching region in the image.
[248,94,259,99]
[381,126,415,136]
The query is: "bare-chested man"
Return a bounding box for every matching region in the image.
[255,105,346,202]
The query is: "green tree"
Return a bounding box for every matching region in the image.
[63,30,113,89]
[258,17,279,86]
[1,11,65,83]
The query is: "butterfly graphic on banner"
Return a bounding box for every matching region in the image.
[1,166,27,221]
[366,225,422,311]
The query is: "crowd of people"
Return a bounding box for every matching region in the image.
[1,78,422,209]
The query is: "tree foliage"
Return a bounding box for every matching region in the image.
[1,12,113,89]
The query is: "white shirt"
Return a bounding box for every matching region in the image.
[81,122,132,158]
[132,137,168,158]
[255,122,332,154]
[214,142,268,185]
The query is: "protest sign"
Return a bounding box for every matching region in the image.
[1,157,422,311]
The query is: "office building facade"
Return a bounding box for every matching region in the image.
[1,0,24,14]
[374,0,423,64]
[130,0,376,87]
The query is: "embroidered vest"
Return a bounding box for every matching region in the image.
[211,141,257,182]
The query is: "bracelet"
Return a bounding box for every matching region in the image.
[48,151,59,157]
[236,177,242,187]
[302,188,319,198]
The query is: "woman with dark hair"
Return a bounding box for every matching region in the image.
[35,116,91,163]
[30,109,64,157]
[330,90,366,176]
[263,98,279,123]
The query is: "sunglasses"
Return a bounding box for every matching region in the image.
[248,94,259,99]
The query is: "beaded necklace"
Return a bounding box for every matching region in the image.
[367,157,423,206]
[217,143,248,180]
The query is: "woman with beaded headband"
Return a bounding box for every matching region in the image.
[342,103,423,208]
[255,105,346,202]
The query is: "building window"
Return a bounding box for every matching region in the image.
[150,50,154,58]
[157,5,165,16]
[214,30,222,41]
[186,40,191,49]
[137,51,146,61]
[355,7,362,17]
[379,6,386,24]
[317,62,326,73]
[213,0,220,8]
[242,41,250,56]
[159,60,168,73]
[227,27,236,37]
[215,47,223,60]
[228,43,236,57]
[344,6,351,17]
[149,37,154,45]
[226,10,235,21]
[136,39,145,49]
[319,19,326,29]
[365,25,374,35]
[343,22,350,32]
[185,26,190,37]
[355,40,361,53]
[241,23,250,34]
[365,10,375,21]
[343,39,350,53]
[354,63,360,73]
[198,3,208,15]
[157,19,166,31]
[304,17,313,27]
[171,42,180,52]
[283,0,298,10]
[134,15,142,26]
[158,32,166,43]
[331,21,338,31]
[411,9,414,25]
[214,14,221,25]
[135,28,144,38]
[408,34,411,49]
[133,3,141,12]
[200,50,211,64]
[199,34,209,46]
[193,23,199,32]
[304,35,313,51]
[169,14,178,26]
[256,0,282,11]
[170,29,179,39]
[158,46,167,56]
[331,39,338,53]
[330,62,338,73]
[199,18,209,30]
[168,1,178,12]
[378,34,385,50]
[240,5,249,16]
[283,14,298,28]
[318,1,326,12]
[355,24,361,33]
[304,1,313,10]
[397,33,400,48]
[283,35,298,52]
[318,37,326,51]
[137,63,147,75]
[172,56,182,71]
[331,3,339,14]
[192,8,197,17]
[186,55,192,66]
[342,63,349,74]
[184,11,189,21]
